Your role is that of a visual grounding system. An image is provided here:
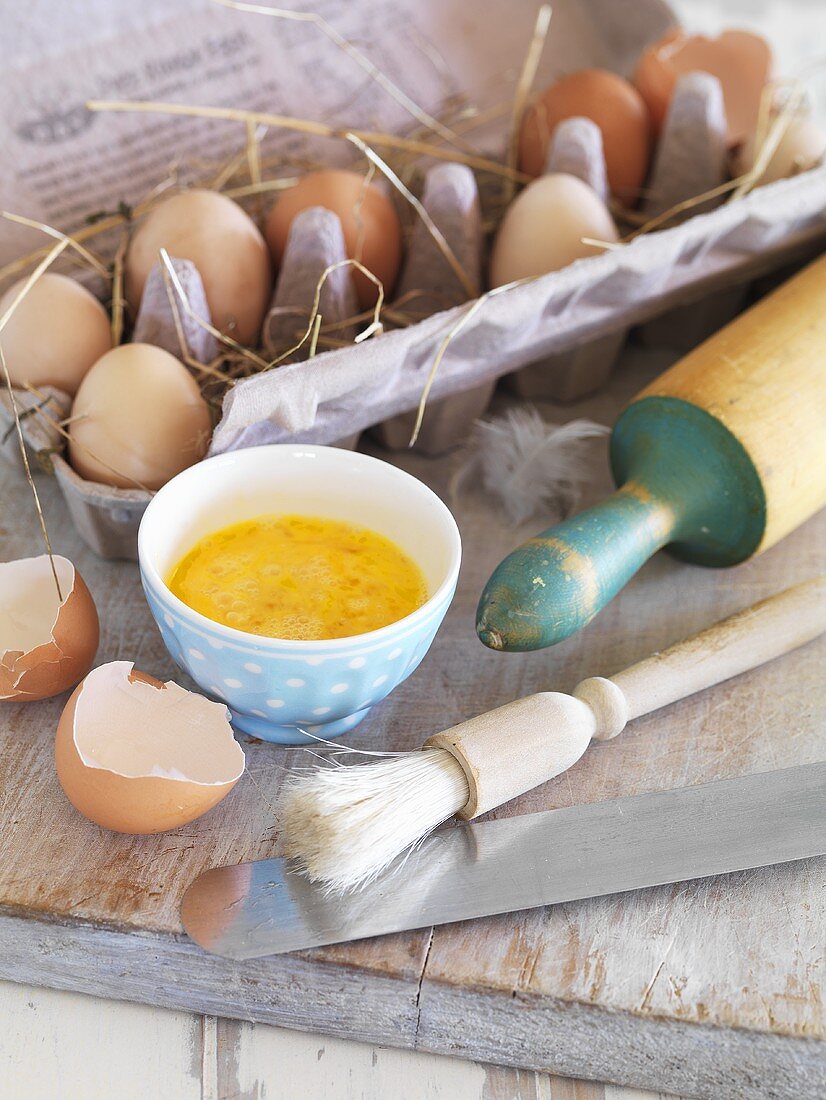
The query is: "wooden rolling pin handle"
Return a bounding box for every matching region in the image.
[579,576,826,739]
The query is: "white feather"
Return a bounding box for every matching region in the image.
[457,406,609,525]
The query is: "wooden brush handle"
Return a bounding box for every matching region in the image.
[428,578,826,819]
[574,576,826,739]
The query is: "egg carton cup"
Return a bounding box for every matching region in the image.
[0,384,69,466]
[372,162,491,455]
[132,257,218,363]
[51,456,151,560]
[262,205,361,451]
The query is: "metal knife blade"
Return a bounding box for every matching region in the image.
[181,764,826,959]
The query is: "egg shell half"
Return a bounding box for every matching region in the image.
[125,190,272,346]
[519,69,652,201]
[55,662,245,834]
[68,343,212,491]
[0,554,99,702]
[0,273,113,397]
[265,170,403,308]
[634,29,773,146]
[490,173,619,287]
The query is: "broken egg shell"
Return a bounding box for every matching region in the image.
[0,555,99,702]
[634,29,773,146]
[55,661,245,833]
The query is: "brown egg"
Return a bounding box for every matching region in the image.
[519,69,652,202]
[0,554,99,702]
[634,29,773,146]
[125,190,272,346]
[55,661,245,834]
[68,344,211,491]
[265,170,402,307]
[0,273,113,397]
[490,174,619,287]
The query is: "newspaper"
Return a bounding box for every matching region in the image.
[1,0,674,263]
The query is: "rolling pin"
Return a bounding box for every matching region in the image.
[477,252,826,651]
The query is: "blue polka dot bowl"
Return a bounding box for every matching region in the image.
[137,444,461,745]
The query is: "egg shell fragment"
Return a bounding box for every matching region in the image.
[265,170,403,308]
[490,173,619,287]
[0,273,113,397]
[0,555,99,702]
[125,190,272,347]
[55,661,245,834]
[68,343,212,491]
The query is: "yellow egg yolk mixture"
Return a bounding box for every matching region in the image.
[167,514,428,641]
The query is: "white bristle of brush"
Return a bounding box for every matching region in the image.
[280,748,468,892]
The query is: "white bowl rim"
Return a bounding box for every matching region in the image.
[138,444,462,652]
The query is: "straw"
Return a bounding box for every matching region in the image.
[503,4,552,206]
[0,347,63,601]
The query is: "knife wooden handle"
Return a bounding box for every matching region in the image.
[428,578,826,819]
[574,576,826,739]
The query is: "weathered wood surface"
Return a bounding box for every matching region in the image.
[1,348,824,1099]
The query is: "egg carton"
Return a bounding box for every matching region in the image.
[7,161,825,562]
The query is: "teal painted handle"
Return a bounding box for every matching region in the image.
[476,484,676,651]
[476,396,768,653]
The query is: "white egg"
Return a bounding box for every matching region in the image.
[490,174,619,287]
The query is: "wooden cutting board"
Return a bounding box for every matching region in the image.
[1,349,823,1100]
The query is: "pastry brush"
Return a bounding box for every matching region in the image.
[281,577,826,892]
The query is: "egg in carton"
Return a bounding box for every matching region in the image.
[504,116,627,402]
